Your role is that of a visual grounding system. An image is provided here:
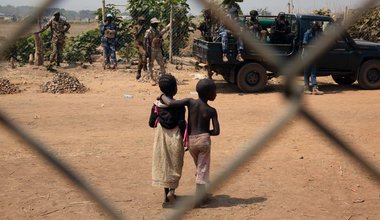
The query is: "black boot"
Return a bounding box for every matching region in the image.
[136,69,141,80]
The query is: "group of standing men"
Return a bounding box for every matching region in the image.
[100,14,168,86]
[35,12,168,86]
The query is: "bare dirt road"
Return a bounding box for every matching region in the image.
[1,62,379,219]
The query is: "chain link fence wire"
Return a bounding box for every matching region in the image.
[0,0,125,219]
[166,0,380,219]
[0,0,380,220]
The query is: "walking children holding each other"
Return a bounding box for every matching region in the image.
[161,79,220,206]
[149,75,186,208]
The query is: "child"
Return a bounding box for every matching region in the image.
[149,74,186,208]
[161,79,220,204]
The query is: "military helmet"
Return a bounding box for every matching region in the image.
[138,16,146,21]
[250,10,258,17]
[106,14,113,18]
[53,11,60,16]
[278,12,286,18]
[150,17,160,24]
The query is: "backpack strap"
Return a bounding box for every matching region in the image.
[183,122,189,151]
[154,105,160,127]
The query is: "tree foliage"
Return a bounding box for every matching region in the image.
[63,29,101,64]
[313,8,332,17]
[257,8,272,16]
[348,6,380,42]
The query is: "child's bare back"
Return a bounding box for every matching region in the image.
[161,79,219,136]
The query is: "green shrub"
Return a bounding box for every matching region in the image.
[63,29,101,64]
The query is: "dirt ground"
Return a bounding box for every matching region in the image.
[0,61,379,220]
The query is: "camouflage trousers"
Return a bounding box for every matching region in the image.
[50,40,64,65]
[136,42,147,76]
[102,39,117,66]
[148,49,166,81]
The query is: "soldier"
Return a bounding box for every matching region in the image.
[198,9,214,42]
[35,11,70,66]
[246,10,268,42]
[218,6,244,63]
[133,16,148,80]
[144,18,170,85]
[100,14,117,69]
[270,12,292,44]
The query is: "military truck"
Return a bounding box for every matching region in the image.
[193,14,380,92]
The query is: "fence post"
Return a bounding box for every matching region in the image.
[169,4,173,63]
[34,33,43,66]
[102,0,106,24]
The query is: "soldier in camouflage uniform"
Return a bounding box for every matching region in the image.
[100,14,118,69]
[133,16,148,80]
[198,9,214,42]
[35,11,70,66]
[144,18,170,85]
[246,10,268,42]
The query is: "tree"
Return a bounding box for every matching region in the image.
[221,0,244,13]
[257,8,272,16]
[313,8,331,17]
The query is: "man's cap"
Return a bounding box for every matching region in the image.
[138,16,146,21]
[150,17,160,24]
[278,12,286,18]
[250,10,258,16]
[53,11,60,16]
[106,14,113,18]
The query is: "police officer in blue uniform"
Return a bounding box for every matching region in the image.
[100,14,117,69]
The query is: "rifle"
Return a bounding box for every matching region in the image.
[145,38,151,59]
[135,25,146,38]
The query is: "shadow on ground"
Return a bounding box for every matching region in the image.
[172,194,266,209]
[200,194,267,208]
[214,79,362,95]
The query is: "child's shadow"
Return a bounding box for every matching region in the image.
[175,194,266,209]
[204,194,267,208]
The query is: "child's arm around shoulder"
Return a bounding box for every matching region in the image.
[148,104,157,128]
[161,94,192,107]
[209,107,220,136]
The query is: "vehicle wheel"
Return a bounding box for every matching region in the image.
[331,75,356,85]
[358,60,380,89]
[237,63,267,92]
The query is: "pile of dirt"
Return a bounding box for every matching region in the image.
[41,72,87,94]
[0,78,21,95]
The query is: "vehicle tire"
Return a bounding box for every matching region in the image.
[331,75,356,85]
[237,63,267,92]
[358,60,380,89]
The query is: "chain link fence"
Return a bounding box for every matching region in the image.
[0,0,379,219]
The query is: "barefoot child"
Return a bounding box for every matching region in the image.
[161,79,220,202]
[149,75,186,207]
